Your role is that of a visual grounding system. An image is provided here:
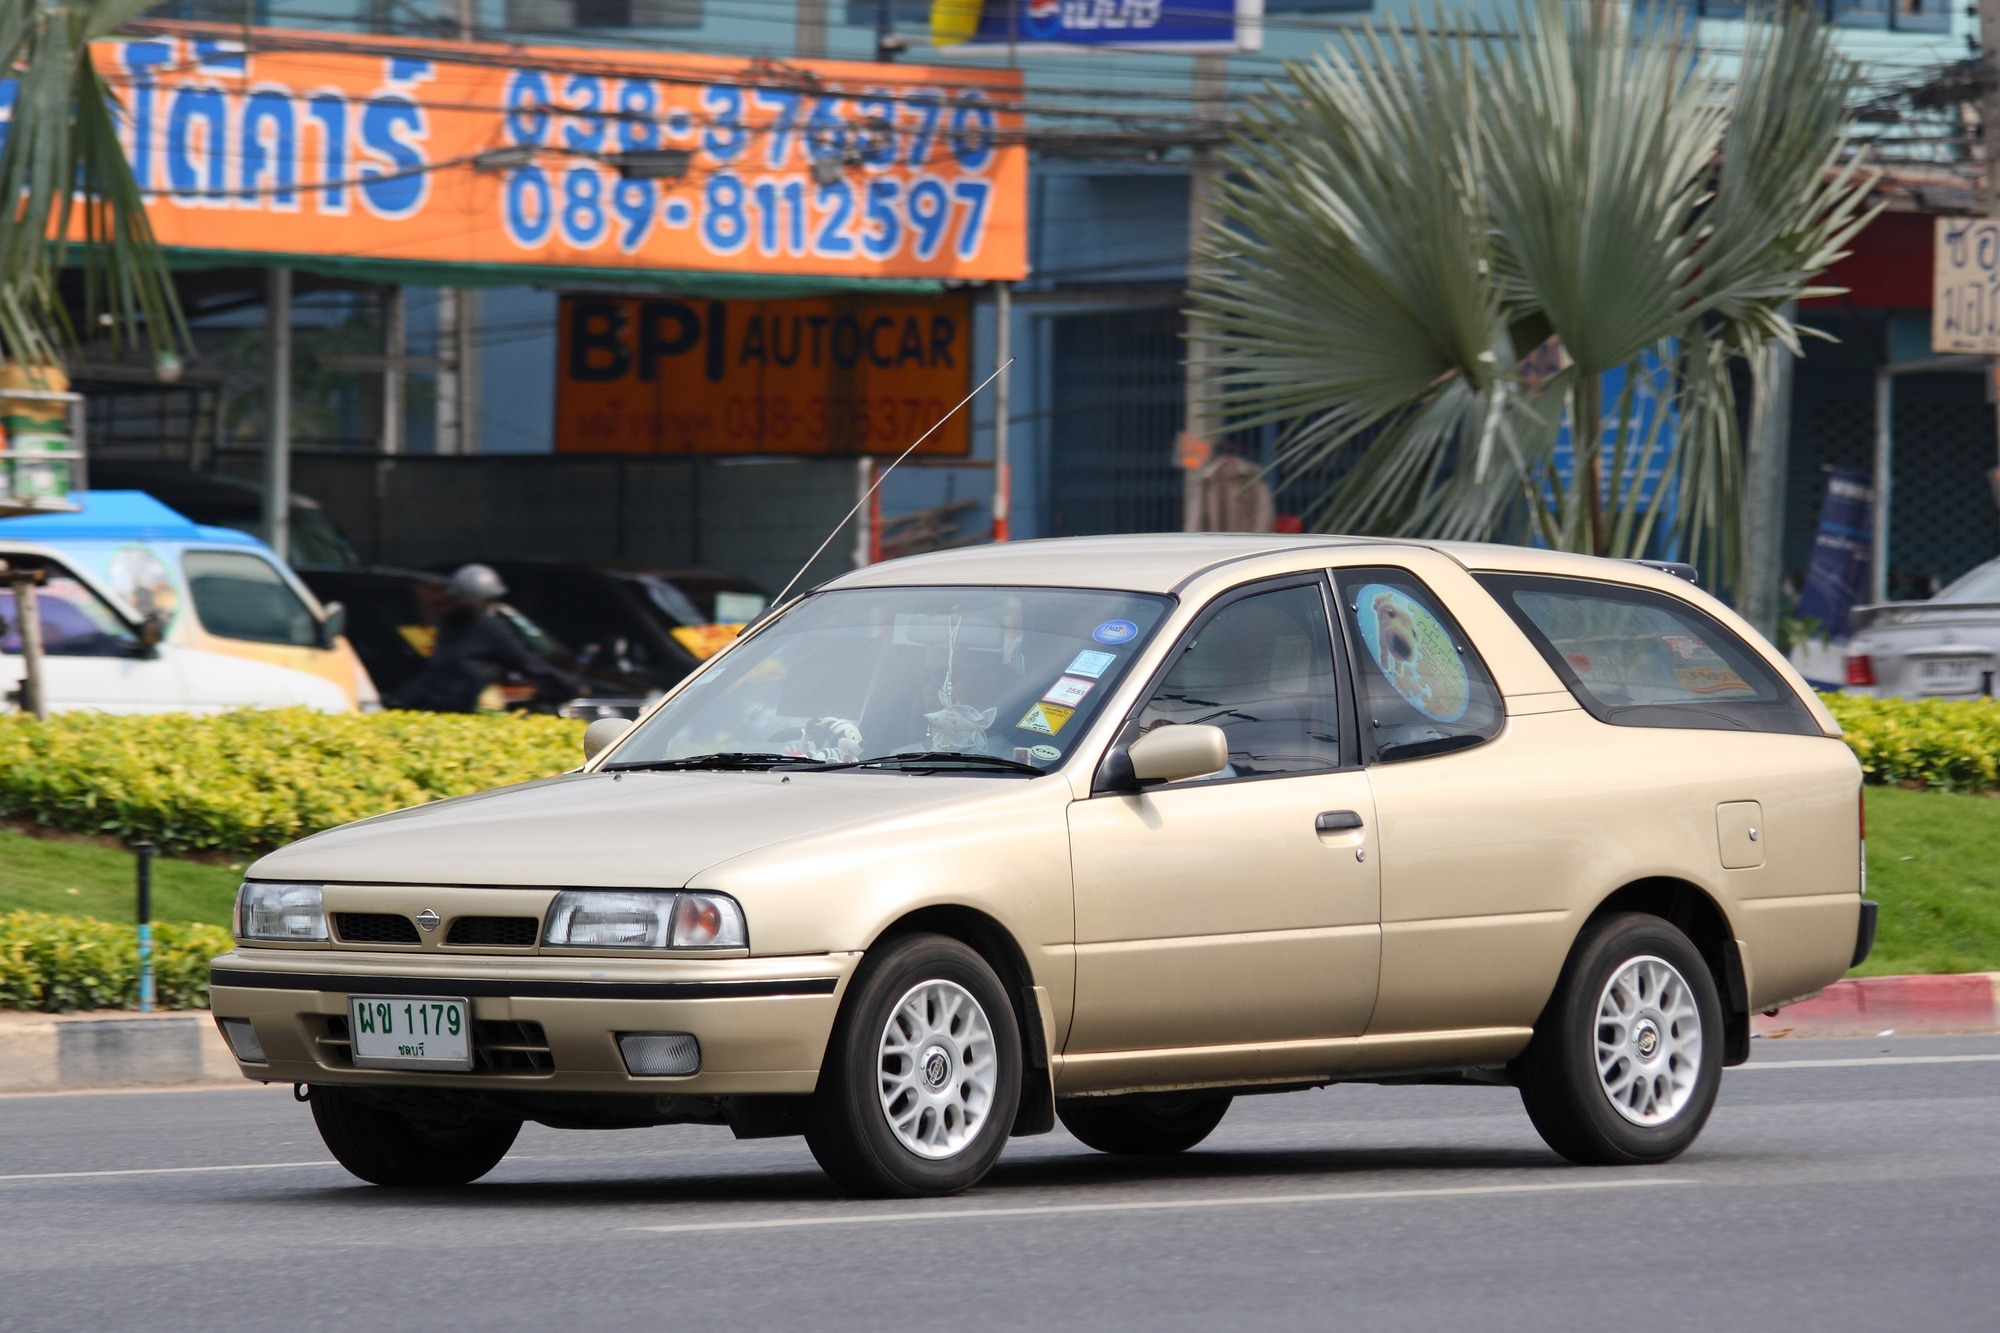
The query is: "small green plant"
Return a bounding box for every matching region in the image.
[1821,693,2000,794]
[0,710,584,856]
[0,911,232,1012]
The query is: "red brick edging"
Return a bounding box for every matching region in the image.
[1753,973,2000,1039]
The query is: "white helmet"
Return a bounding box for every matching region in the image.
[448,563,507,604]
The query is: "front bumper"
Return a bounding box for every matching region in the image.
[209,948,858,1095]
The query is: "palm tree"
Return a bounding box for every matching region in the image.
[1190,0,1876,595]
[1,0,184,373]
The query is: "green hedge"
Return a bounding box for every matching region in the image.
[0,710,584,856]
[1821,694,2000,794]
[0,911,233,1012]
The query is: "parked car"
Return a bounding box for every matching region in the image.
[1843,556,2000,698]
[470,561,768,692]
[1,491,371,713]
[212,535,1869,1196]
[297,566,650,718]
[88,463,361,569]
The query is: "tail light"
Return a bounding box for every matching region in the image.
[1844,653,1876,687]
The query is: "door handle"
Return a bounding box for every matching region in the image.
[1315,810,1364,832]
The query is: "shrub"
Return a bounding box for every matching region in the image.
[0,710,584,856]
[1821,693,2000,794]
[0,912,233,1012]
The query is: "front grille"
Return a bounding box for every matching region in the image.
[333,913,420,945]
[447,916,540,947]
[307,1016,554,1076]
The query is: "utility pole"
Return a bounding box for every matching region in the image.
[795,0,826,59]
[1180,53,1227,531]
[993,283,1012,541]
[1984,0,2000,508]
[265,267,292,562]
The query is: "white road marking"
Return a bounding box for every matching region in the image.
[629,1176,1693,1235]
[0,1161,335,1184]
[1735,1053,2000,1071]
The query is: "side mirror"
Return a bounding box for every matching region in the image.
[583,717,634,763]
[134,612,168,658]
[1101,723,1229,792]
[318,602,348,649]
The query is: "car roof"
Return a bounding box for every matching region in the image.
[0,490,265,549]
[821,534,1697,597]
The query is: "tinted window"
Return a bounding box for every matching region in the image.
[1135,582,1342,779]
[1,574,139,657]
[1478,573,1818,735]
[184,551,319,647]
[1335,568,1503,761]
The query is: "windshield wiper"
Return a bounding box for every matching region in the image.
[603,752,837,772]
[852,751,1045,775]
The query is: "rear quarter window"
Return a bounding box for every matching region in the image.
[1477,573,1818,736]
[184,551,320,648]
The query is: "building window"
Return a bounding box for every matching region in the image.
[507,0,703,31]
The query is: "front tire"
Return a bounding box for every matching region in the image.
[1515,913,1724,1166]
[310,1087,520,1186]
[1058,1095,1232,1155]
[805,934,1022,1197]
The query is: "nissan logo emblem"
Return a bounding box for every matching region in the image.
[416,909,440,933]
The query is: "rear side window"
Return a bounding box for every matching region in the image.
[1333,568,1504,762]
[184,551,319,647]
[1478,573,1817,735]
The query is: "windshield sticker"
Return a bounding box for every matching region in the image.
[104,544,179,629]
[1671,665,1754,695]
[1028,744,1062,763]
[1016,702,1075,735]
[1041,676,1094,708]
[1066,649,1117,678]
[1353,584,1470,723]
[1092,619,1139,645]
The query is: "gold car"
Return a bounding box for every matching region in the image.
[211,536,1872,1196]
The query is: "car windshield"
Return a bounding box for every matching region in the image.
[606,586,1172,773]
[1937,561,2000,603]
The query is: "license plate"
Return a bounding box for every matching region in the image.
[348,995,472,1071]
[1918,659,1982,690]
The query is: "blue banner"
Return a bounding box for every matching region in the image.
[1795,467,1873,638]
[955,0,1253,50]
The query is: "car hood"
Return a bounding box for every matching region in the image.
[247,769,1004,888]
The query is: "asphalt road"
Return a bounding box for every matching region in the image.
[4,1034,1998,1332]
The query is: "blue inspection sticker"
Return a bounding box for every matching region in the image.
[1092,619,1139,646]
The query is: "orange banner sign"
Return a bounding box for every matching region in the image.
[87,26,1027,282]
[555,292,972,456]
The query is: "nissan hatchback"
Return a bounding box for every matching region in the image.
[211,536,1872,1196]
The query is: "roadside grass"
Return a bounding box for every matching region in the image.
[0,788,1995,976]
[0,825,243,928]
[1857,786,2000,977]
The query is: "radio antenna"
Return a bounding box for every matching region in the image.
[767,358,1015,609]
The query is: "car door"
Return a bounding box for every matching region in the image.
[0,557,186,712]
[1063,576,1380,1083]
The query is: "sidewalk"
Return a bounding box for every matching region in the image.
[0,1010,239,1094]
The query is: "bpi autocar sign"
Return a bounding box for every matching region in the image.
[942,0,1263,52]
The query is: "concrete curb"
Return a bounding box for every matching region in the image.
[1754,973,2000,1039]
[0,1010,240,1094]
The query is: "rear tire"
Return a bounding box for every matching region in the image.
[1515,913,1723,1166]
[1058,1095,1232,1155]
[310,1086,520,1186]
[804,934,1022,1197]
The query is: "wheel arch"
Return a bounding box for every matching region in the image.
[1583,877,1750,1066]
[864,904,1056,1135]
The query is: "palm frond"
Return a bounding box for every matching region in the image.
[0,0,184,367]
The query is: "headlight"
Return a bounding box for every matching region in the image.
[542,891,747,950]
[235,882,327,942]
